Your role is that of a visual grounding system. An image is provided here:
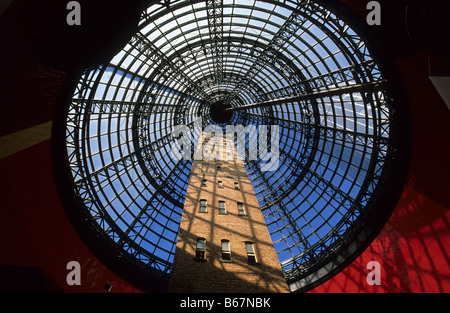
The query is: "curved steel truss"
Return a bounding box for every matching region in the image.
[61,0,409,291]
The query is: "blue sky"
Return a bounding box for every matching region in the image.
[67,0,388,274]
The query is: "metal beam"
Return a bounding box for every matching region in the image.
[225,80,386,112]
[130,32,211,101]
[246,160,311,254]
[71,98,200,115]
[223,6,309,105]
[206,0,224,85]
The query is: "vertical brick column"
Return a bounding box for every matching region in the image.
[168,133,289,293]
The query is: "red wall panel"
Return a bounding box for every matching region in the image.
[309,183,450,293]
[0,140,142,293]
[308,0,450,293]
[309,51,450,292]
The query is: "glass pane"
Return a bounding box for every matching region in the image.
[245,242,254,254]
[222,252,231,261]
[197,239,205,250]
[221,240,230,251]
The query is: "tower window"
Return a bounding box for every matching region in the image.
[196,238,206,260]
[234,182,240,190]
[237,202,245,215]
[201,179,207,187]
[199,199,207,213]
[218,201,226,214]
[221,240,232,262]
[245,242,257,264]
[218,180,223,188]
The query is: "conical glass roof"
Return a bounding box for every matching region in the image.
[59,0,409,292]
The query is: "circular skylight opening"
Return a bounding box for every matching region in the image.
[55,0,410,292]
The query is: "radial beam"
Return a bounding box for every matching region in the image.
[206,0,224,85]
[224,6,308,105]
[131,32,211,101]
[225,81,386,112]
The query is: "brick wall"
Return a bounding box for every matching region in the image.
[168,134,289,293]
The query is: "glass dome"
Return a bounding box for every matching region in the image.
[57,0,409,292]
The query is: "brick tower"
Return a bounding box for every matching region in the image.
[168,132,289,293]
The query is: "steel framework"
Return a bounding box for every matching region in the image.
[58,0,409,292]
